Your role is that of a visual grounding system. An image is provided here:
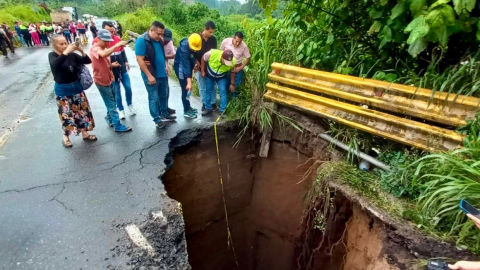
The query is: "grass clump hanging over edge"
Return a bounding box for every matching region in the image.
[314,157,480,256]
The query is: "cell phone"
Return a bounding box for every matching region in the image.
[460,199,480,217]
[427,260,449,270]
[75,36,81,47]
[126,39,134,44]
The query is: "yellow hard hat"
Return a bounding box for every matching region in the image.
[188,33,202,51]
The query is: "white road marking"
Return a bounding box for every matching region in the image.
[125,224,155,257]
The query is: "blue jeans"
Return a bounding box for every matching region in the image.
[18,35,26,46]
[114,72,132,111]
[95,83,122,129]
[174,67,192,113]
[166,79,170,108]
[54,81,83,96]
[41,34,49,46]
[142,74,168,123]
[178,78,192,113]
[228,70,243,97]
[64,31,72,43]
[205,76,228,112]
[196,71,216,106]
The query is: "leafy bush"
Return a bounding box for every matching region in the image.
[115,2,242,45]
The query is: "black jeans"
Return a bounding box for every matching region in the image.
[22,31,33,47]
[0,40,7,57]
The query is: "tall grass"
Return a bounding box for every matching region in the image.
[227,18,304,138]
[398,50,480,102]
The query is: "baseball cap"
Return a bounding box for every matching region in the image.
[188,33,202,51]
[222,50,234,67]
[97,29,114,41]
[164,28,173,42]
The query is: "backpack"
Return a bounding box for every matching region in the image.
[78,65,93,90]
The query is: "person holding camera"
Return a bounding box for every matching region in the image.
[93,21,137,120]
[48,34,96,147]
[448,214,480,270]
[90,29,132,132]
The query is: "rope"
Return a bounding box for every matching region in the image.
[214,113,239,268]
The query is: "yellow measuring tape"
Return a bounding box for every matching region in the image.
[214,114,239,268]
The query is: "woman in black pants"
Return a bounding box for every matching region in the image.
[20,25,32,47]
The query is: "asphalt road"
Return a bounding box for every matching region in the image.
[0,44,211,269]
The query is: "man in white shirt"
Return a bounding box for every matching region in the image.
[220,32,250,97]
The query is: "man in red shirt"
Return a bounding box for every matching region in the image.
[90,29,132,132]
[93,21,136,120]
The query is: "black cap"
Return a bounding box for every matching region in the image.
[164,28,172,42]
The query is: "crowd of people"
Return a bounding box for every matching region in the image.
[48,18,251,146]
[0,19,124,58]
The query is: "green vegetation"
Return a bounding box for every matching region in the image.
[314,158,480,254]
[114,1,241,45]
[0,4,50,26]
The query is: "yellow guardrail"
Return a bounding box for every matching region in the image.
[264,63,478,151]
[270,63,480,127]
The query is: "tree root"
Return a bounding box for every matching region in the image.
[296,159,325,185]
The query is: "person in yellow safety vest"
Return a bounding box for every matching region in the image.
[19,22,33,47]
[39,21,49,46]
[200,49,236,116]
[45,23,54,39]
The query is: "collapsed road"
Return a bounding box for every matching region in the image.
[0,46,209,269]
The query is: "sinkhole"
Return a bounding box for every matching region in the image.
[161,120,474,270]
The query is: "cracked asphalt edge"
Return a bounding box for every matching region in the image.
[0,71,53,149]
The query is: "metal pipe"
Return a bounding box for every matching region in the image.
[318,133,391,171]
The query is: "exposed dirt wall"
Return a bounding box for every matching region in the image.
[162,125,321,270]
[343,204,399,270]
[156,114,477,270]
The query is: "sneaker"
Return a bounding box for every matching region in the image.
[190,108,198,113]
[156,122,166,129]
[114,125,133,132]
[202,109,213,116]
[128,105,137,116]
[168,108,176,115]
[184,111,197,118]
[211,104,219,111]
[201,104,205,112]
[161,115,177,122]
[119,110,126,120]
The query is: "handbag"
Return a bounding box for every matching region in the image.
[78,65,93,90]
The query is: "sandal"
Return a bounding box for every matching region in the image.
[62,139,73,148]
[83,135,98,141]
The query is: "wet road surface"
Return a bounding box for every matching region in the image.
[0,45,213,269]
